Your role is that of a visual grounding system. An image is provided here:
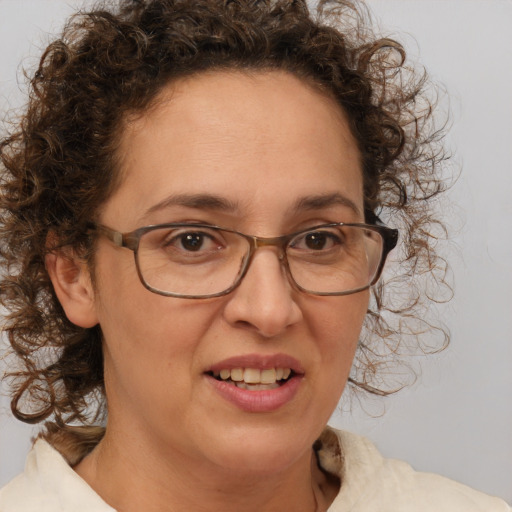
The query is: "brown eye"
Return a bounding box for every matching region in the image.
[156,228,223,255]
[304,232,328,250]
[291,230,341,252]
[179,233,207,252]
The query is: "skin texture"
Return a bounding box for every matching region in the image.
[47,70,369,512]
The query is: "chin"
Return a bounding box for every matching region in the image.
[201,423,318,476]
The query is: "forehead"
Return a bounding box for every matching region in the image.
[106,70,363,229]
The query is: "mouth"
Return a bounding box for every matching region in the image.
[207,367,295,390]
[205,355,303,411]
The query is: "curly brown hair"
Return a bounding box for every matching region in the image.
[0,0,450,456]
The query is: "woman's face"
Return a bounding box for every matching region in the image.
[89,71,368,474]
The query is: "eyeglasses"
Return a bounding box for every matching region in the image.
[90,222,398,299]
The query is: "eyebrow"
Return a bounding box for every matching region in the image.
[142,191,361,221]
[143,193,239,218]
[292,193,362,216]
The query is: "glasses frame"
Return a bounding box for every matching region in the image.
[90,222,398,299]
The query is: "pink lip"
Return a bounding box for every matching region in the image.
[205,374,303,413]
[205,353,304,413]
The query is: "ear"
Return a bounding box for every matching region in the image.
[45,248,99,328]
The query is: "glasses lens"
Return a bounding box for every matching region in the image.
[136,226,250,297]
[134,224,385,297]
[286,225,384,294]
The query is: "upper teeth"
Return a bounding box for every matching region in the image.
[215,368,291,384]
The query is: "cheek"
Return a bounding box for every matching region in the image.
[97,291,223,423]
[98,291,216,363]
[307,291,368,377]
[294,292,368,431]
[311,291,368,344]
[93,252,217,378]
[96,271,226,383]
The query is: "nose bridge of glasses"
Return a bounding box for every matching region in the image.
[238,234,294,294]
[251,234,288,260]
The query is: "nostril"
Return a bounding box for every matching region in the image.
[236,320,253,330]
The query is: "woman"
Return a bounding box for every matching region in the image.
[0,0,509,510]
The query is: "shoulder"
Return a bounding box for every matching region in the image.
[0,439,114,512]
[319,426,511,512]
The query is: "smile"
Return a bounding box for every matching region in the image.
[205,354,304,411]
[210,367,293,390]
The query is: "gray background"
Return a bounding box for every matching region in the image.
[0,0,511,503]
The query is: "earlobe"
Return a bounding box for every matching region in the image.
[45,249,99,328]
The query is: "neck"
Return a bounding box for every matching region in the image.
[74,427,335,512]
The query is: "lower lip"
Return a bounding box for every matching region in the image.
[206,375,302,413]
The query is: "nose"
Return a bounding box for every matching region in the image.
[222,248,303,338]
